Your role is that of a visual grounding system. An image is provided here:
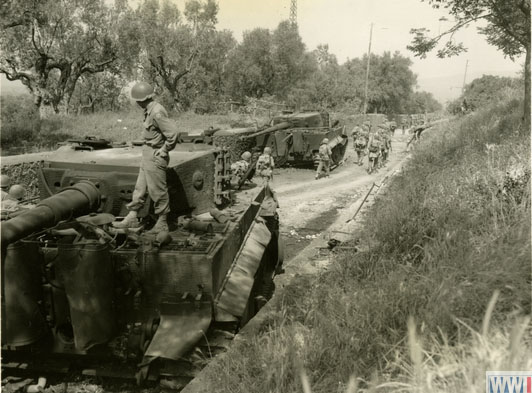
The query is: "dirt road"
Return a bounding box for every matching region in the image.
[272,131,411,262]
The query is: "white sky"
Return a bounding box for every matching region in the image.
[1,0,524,103]
[209,0,523,103]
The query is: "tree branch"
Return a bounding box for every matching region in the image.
[432,13,493,43]
[80,57,116,73]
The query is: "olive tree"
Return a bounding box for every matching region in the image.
[0,0,118,118]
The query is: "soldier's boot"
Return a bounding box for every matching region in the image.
[147,214,169,234]
[113,210,140,228]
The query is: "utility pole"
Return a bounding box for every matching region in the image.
[363,23,373,116]
[461,59,469,93]
[290,0,297,28]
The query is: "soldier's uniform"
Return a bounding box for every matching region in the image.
[378,128,391,166]
[353,126,369,166]
[256,148,275,186]
[231,151,252,184]
[114,82,179,233]
[315,139,332,179]
[0,175,19,212]
[366,131,382,174]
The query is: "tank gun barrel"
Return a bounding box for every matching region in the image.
[241,121,292,139]
[1,181,101,247]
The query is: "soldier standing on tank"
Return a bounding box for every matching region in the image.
[113,82,180,234]
[315,138,332,180]
[256,147,275,186]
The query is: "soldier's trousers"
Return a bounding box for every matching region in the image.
[355,148,365,162]
[129,145,170,215]
[316,160,330,177]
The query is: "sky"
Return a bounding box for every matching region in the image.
[1,0,524,103]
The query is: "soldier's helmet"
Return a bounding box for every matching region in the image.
[9,184,25,201]
[264,147,272,155]
[241,151,252,161]
[321,138,329,144]
[0,174,11,189]
[131,82,155,102]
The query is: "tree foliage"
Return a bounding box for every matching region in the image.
[0,0,118,117]
[407,0,531,120]
[447,74,521,114]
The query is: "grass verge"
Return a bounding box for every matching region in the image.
[200,99,531,392]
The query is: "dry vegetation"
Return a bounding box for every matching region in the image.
[199,99,531,392]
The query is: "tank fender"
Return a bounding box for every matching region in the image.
[214,218,272,318]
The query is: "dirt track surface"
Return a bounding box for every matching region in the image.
[273,132,411,261]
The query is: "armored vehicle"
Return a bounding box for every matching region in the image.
[1,143,282,386]
[241,111,348,168]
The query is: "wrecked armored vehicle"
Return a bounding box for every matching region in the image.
[247,111,348,167]
[1,143,282,384]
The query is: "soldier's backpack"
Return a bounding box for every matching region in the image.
[318,144,330,160]
[369,137,380,152]
[355,135,367,148]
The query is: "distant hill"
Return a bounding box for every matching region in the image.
[0,75,29,96]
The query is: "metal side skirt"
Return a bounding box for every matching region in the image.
[145,302,211,360]
[215,220,272,318]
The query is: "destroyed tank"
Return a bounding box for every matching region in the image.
[250,110,348,167]
[1,142,282,385]
[213,111,348,168]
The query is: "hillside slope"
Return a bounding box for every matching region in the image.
[195,99,531,392]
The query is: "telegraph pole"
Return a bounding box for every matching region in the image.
[363,23,373,116]
[461,60,469,93]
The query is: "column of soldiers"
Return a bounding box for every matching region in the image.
[351,121,392,174]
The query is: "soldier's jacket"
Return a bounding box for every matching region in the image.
[354,129,369,149]
[318,143,333,161]
[351,126,363,139]
[143,101,180,153]
[368,133,382,152]
[1,190,19,212]
[256,154,274,171]
[231,160,250,176]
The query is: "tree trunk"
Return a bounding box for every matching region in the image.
[524,46,530,127]
[39,103,56,119]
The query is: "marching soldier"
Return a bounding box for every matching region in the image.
[231,151,252,184]
[366,130,382,174]
[352,124,369,166]
[315,138,332,179]
[113,82,180,234]
[256,147,275,185]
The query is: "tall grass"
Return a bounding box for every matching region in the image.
[200,99,530,392]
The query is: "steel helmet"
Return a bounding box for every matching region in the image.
[321,138,329,144]
[9,184,25,200]
[241,151,252,160]
[0,174,10,189]
[131,82,155,102]
[264,147,272,155]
